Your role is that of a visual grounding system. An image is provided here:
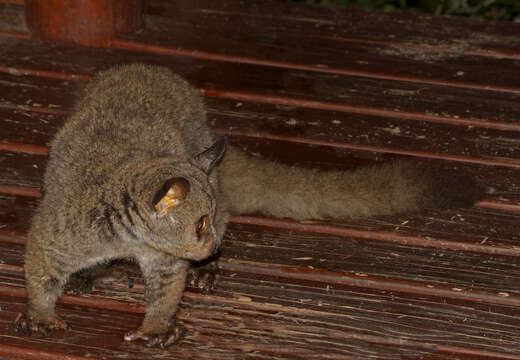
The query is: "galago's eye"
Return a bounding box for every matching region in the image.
[196,215,208,237]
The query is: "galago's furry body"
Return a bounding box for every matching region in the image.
[15,64,482,347]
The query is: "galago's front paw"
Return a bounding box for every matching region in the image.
[124,325,184,348]
[187,265,216,293]
[65,273,95,294]
[14,312,71,336]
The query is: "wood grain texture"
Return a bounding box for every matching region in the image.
[0,294,464,359]
[122,3,520,95]
[146,0,520,58]
[1,195,520,306]
[1,38,520,131]
[1,73,519,170]
[2,260,520,358]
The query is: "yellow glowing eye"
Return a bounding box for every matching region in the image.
[196,215,208,236]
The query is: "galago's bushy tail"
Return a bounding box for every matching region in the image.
[218,145,483,220]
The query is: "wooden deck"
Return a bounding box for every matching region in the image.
[1,1,520,358]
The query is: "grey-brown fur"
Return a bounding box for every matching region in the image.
[220,147,482,220]
[15,64,482,347]
[16,64,227,347]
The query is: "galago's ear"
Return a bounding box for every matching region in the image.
[193,137,227,173]
[153,178,190,217]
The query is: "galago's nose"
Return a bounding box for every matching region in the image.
[210,228,221,256]
[211,238,220,257]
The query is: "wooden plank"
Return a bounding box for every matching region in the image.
[2,134,519,210]
[2,147,518,217]
[1,38,520,131]
[0,108,65,146]
[0,294,297,359]
[146,0,520,58]
[4,77,520,165]
[2,74,520,170]
[1,263,520,359]
[222,223,520,297]
[213,272,520,359]
[0,1,23,6]
[207,99,520,163]
[0,194,37,235]
[117,2,520,94]
[0,151,44,190]
[2,191,520,305]
[3,261,520,360]
[0,72,77,112]
[0,283,446,360]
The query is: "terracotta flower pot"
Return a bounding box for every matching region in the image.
[25,0,145,46]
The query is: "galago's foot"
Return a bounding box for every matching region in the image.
[187,265,216,293]
[124,325,184,348]
[14,312,70,336]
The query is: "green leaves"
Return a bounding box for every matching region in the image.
[295,0,519,21]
